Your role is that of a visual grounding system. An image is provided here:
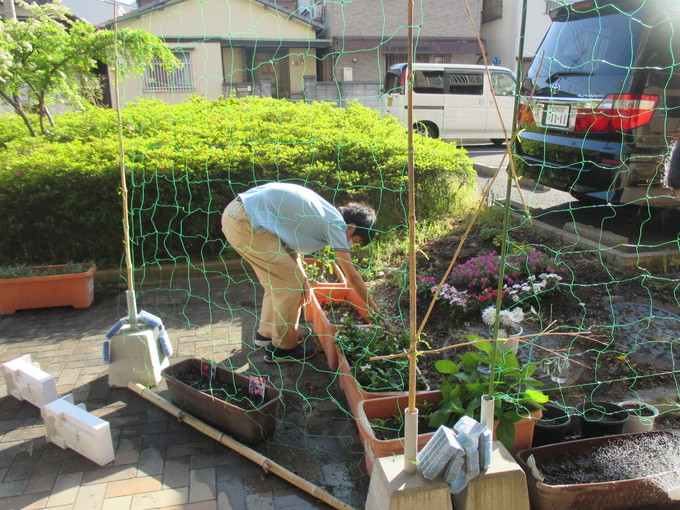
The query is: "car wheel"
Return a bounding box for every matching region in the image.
[491,139,506,146]
[415,122,437,138]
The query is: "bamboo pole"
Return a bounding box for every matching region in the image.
[404,0,419,475]
[112,0,138,326]
[128,383,357,510]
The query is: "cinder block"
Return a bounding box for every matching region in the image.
[2,354,59,407]
[365,455,453,510]
[451,441,530,510]
[41,395,115,466]
[108,324,169,387]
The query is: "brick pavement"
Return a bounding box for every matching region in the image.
[0,267,369,510]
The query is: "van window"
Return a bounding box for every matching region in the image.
[491,72,515,96]
[445,72,484,95]
[413,70,446,94]
[524,6,644,98]
[384,69,403,94]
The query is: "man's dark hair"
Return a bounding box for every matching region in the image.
[338,202,377,246]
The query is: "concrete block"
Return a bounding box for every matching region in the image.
[108,325,169,387]
[365,455,453,510]
[2,354,59,407]
[41,395,115,466]
[451,441,530,510]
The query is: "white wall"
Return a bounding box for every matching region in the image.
[480,0,553,75]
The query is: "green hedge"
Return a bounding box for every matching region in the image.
[0,96,477,267]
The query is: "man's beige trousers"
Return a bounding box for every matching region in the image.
[221,199,304,349]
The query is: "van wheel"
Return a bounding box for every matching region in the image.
[491,139,506,146]
[415,122,438,138]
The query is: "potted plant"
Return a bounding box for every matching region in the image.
[0,262,97,315]
[481,304,526,353]
[161,358,281,444]
[617,400,660,433]
[356,391,442,474]
[427,337,548,453]
[309,286,370,370]
[335,315,428,416]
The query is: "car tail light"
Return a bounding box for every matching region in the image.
[517,103,535,126]
[574,94,658,133]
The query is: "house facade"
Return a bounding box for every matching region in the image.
[321,0,483,85]
[106,0,326,107]
[479,0,559,77]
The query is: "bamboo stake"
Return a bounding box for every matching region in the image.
[404,0,419,475]
[128,383,357,510]
[112,0,138,326]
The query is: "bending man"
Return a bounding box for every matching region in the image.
[222,182,378,363]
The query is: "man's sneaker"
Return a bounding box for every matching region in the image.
[254,332,272,347]
[264,344,316,363]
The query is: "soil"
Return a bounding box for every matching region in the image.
[368,216,680,408]
[535,433,680,485]
[174,369,265,411]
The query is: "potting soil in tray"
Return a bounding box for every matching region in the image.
[321,301,366,323]
[535,433,680,485]
[175,370,266,411]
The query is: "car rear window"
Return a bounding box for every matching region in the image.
[524,5,646,98]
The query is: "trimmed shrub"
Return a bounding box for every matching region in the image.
[0,97,476,266]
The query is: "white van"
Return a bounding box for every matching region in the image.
[381,63,517,145]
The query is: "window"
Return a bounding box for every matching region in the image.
[143,50,194,92]
[413,71,445,94]
[445,72,483,95]
[482,0,502,23]
[491,72,515,96]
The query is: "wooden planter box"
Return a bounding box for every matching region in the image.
[356,391,443,474]
[162,358,281,444]
[309,286,369,370]
[0,264,96,315]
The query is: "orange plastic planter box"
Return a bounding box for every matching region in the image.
[357,391,443,474]
[0,265,96,315]
[310,286,369,370]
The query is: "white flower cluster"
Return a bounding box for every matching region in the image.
[482,305,525,338]
[505,273,562,302]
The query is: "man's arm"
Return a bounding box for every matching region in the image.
[286,248,312,306]
[335,251,378,313]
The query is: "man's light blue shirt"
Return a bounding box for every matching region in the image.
[239,183,350,254]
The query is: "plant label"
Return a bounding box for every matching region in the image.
[249,375,267,397]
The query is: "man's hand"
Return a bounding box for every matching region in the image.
[301,276,312,306]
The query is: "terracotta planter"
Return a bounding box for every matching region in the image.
[516,431,678,510]
[617,400,660,433]
[493,408,542,454]
[356,391,443,474]
[0,264,96,315]
[161,358,281,444]
[309,286,369,370]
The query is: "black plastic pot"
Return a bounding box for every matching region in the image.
[532,403,572,447]
[577,401,629,438]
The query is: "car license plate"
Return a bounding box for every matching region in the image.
[542,104,570,127]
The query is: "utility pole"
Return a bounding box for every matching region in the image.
[4,0,17,21]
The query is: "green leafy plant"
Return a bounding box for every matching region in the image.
[336,315,426,392]
[0,261,94,279]
[428,336,548,450]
